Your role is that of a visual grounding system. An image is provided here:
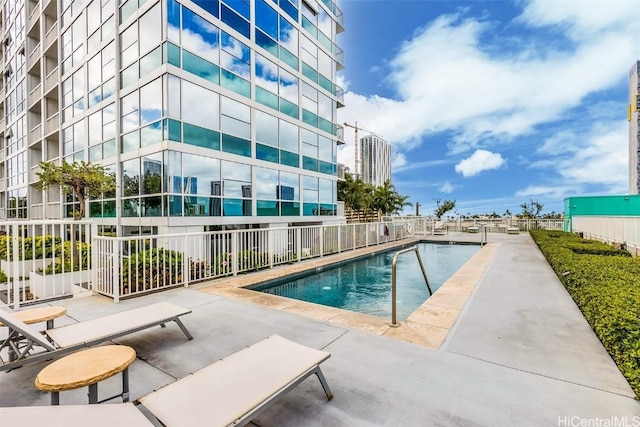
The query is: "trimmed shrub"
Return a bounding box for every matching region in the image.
[530,230,640,398]
[0,235,62,261]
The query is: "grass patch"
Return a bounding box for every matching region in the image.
[530,230,640,398]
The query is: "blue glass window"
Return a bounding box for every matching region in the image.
[303,203,319,216]
[166,42,181,67]
[221,4,249,38]
[220,70,251,98]
[183,51,220,84]
[184,123,220,150]
[281,201,299,216]
[164,119,182,142]
[279,98,298,119]
[256,143,279,163]
[302,62,318,82]
[255,29,278,57]
[141,121,162,147]
[223,0,249,20]
[255,0,278,39]
[279,0,298,21]
[319,117,333,134]
[103,139,116,158]
[89,145,101,162]
[222,32,250,66]
[302,109,318,127]
[303,156,318,171]
[280,150,298,167]
[182,7,220,64]
[122,130,140,153]
[192,0,219,18]
[224,198,251,216]
[319,160,334,175]
[168,0,180,39]
[222,134,251,156]
[256,87,279,110]
[257,200,279,216]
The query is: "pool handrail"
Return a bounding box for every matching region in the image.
[390,246,432,327]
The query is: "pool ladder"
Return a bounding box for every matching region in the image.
[390,246,433,327]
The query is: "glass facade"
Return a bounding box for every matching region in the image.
[0,0,344,228]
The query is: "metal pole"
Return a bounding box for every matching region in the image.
[390,246,432,327]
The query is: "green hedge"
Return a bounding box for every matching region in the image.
[0,235,63,261]
[530,230,640,398]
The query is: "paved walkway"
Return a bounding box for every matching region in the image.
[1,232,638,426]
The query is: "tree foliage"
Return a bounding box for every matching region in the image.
[36,161,116,219]
[519,199,544,218]
[434,198,456,219]
[337,174,411,218]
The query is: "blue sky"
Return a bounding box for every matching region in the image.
[335,0,640,217]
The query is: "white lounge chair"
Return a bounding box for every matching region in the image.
[0,302,193,371]
[139,334,333,427]
[0,334,333,427]
[0,403,154,427]
[433,221,447,235]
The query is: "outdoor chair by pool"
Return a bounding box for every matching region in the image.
[0,302,193,371]
[0,334,333,427]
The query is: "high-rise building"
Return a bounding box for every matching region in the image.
[629,60,640,194]
[359,134,390,188]
[0,0,345,234]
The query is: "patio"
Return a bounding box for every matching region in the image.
[1,232,638,425]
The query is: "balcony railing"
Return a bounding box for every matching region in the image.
[336,86,344,108]
[44,112,59,136]
[44,25,58,50]
[27,43,41,69]
[28,84,41,108]
[336,124,344,143]
[44,67,58,94]
[334,45,344,70]
[29,123,42,141]
[27,7,40,32]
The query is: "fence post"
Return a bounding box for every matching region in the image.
[183,234,189,287]
[296,227,301,262]
[320,226,324,257]
[352,225,356,248]
[268,229,274,268]
[232,231,238,275]
[11,223,20,309]
[338,226,341,253]
[91,222,98,293]
[113,239,121,303]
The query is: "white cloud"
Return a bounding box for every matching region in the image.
[337,0,640,179]
[439,181,457,193]
[525,118,629,193]
[455,150,505,177]
[391,153,407,169]
[515,184,578,200]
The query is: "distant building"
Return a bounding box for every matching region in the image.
[629,60,640,194]
[359,135,391,187]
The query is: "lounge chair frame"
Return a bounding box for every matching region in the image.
[0,302,192,371]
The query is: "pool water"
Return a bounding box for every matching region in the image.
[254,243,480,321]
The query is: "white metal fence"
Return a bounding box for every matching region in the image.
[384,216,566,234]
[569,216,640,256]
[0,221,407,307]
[91,221,413,302]
[0,220,95,309]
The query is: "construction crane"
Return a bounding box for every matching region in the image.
[343,122,381,178]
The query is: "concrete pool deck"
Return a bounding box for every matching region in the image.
[1,232,639,425]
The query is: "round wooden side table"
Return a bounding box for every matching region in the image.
[35,345,136,405]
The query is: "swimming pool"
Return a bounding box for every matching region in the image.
[252,242,480,321]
